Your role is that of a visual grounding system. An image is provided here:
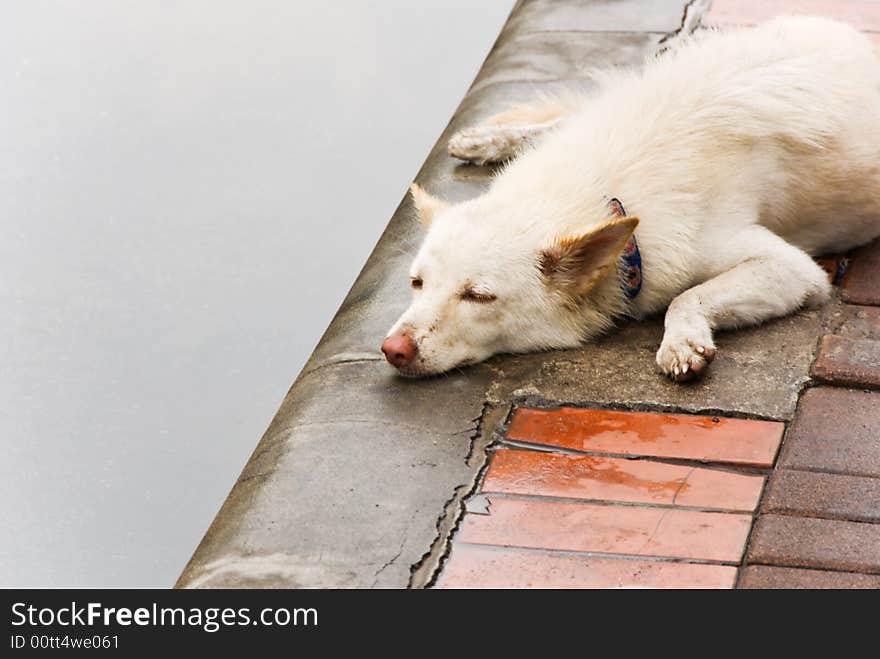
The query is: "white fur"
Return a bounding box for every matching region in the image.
[447,119,562,166]
[388,17,880,380]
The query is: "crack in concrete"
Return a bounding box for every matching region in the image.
[407,484,468,587]
[451,424,480,437]
[372,528,408,588]
[300,353,385,379]
[659,0,713,48]
[408,404,509,588]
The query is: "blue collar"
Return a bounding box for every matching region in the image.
[607,197,642,300]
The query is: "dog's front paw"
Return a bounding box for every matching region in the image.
[656,331,716,382]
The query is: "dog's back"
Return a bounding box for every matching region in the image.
[496,16,880,260]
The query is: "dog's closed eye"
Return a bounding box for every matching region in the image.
[460,288,497,303]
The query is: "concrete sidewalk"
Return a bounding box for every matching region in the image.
[177,0,880,589]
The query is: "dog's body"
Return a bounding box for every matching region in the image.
[381,16,880,380]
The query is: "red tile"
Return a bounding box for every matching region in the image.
[457,497,752,563]
[841,238,880,305]
[748,514,880,573]
[483,449,765,511]
[708,0,880,31]
[435,544,737,589]
[739,565,880,589]
[780,387,880,477]
[811,335,880,389]
[506,407,783,467]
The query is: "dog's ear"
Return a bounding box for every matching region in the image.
[410,183,448,230]
[539,217,639,297]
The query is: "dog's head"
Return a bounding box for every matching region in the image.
[381,184,638,377]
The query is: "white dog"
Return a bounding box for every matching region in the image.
[382,16,880,381]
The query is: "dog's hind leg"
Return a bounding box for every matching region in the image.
[447,97,580,165]
[656,225,831,382]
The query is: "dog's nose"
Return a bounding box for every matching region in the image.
[381,332,418,368]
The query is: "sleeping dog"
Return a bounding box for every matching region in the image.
[382,16,880,381]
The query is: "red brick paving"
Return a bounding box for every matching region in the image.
[779,388,880,478]
[838,305,880,340]
[763,469,880,524]
[841,239,880,306]
[811,335,880,388]
[436,544,737,589]
[748,514,880,573]
[739,565,880,589]
[734,219,880,587]
[506,407,784,467]
[482,449,765,511]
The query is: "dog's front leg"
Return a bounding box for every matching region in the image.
[657,226,831,382]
